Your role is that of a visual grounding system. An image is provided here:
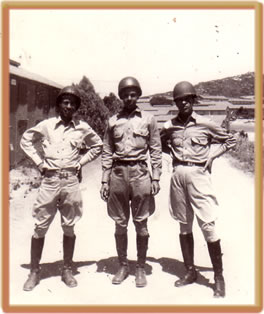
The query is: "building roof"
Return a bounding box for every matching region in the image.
[10,64,63,89]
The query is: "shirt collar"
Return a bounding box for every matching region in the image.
[117,106,142,119]
[55,115,77,128]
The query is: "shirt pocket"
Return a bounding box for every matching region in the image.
[171,134,183,147]
[113,126,124,140]
[70,139,82,149]
[191,136,208,146]
[191,136,208,154]
[133,127,149,148]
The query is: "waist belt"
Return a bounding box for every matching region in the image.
[173,160,206,167]
[44,168,77,179]
[113,160,147,167]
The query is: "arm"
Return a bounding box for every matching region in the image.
[79,126,103,167]
[160,126,171,155]
[20,122,45,169]
[148,116,162,195]
[203,121,237,173]
[100,123,115,201]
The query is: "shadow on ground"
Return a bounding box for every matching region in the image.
[22,255,214,292]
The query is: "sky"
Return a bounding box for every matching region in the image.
[9,8,255,97]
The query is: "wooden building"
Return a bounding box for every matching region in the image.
[9,60,62,167]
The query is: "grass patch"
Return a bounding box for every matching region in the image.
[226,136,255,174]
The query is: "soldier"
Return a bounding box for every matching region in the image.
[20,86,103,291]
[100,77,162,287]
[160,81,236,297]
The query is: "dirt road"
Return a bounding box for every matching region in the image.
[8,154,256,308]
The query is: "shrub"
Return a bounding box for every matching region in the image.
[226,136,255,173]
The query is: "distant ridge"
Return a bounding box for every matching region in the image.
[149,72,257,99]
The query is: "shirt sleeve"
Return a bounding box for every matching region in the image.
[160,125,171,155]
[207,119,237,154]
[20,122,45,167]
[101,122,115,183]
[148,115,162,181]
[79,126,103,166]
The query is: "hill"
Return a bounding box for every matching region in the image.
[150,72,256,99]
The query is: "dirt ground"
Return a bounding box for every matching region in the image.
[8,152,256,309]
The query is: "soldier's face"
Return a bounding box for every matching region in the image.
[58,95,78,120]
[121,87,139,112]
[175,96,194,116]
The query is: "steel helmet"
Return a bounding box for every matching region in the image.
[118,77,142,99]
[173,81,197,100]
[56,86,81,108]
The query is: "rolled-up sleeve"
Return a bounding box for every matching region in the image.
[208,120,237,153]
[79,127,103,166]
[20,123,44,167]
[148,116,162,181]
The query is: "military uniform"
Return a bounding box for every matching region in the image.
[160,81,236,298]
[101,77,162,287]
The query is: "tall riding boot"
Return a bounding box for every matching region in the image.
[23,236,45,291]
[207,240,225,298]
[135,234,149,287]
[61,234,78,288]
[112,233,129,284]
[175,233,197,287]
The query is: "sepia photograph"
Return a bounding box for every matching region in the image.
[2,1,263,313]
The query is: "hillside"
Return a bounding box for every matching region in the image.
[151,72,256,99]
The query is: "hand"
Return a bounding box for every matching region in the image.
[76,163,82,182]
[203,157,214,174]
[37,162,45,175]
[151,180,160,196]
[100,183,109,202]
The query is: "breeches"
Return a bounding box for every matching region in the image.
[107,162,155,236]
[170,165,219,242]
[32,174,83,238]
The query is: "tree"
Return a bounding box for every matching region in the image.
[103,92,123,117]
[150,95,172,106]
[74,76,109,138]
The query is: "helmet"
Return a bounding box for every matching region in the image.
[56,86,81,108]
[118,77,142,98]
[173,81,197,100]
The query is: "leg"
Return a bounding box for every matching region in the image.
[130,163,153,288]
[23,236,45,291]
[207,240,225,297]
[107,165,130,285]
[61,233,78,288]
[112,225,129,284]
[134,220,149,288]
[175,222,197,287]
[23,177,58,291]
[59,175,83,288]
[197,213,225,297]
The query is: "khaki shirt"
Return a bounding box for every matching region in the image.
[20,116,103,170]
[101,107,162,183]
[160,112,236,163]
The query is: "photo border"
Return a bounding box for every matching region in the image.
[1,1,263,313]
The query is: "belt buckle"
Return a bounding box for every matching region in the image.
[59,171,69,179]
[187,161,194,166]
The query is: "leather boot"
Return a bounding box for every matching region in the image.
[135,235,149,287]
[175,233,197,287]
[207,240,225,298]
[23,236,45,291]
[112,234,129,284]
[61,235,77,288]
